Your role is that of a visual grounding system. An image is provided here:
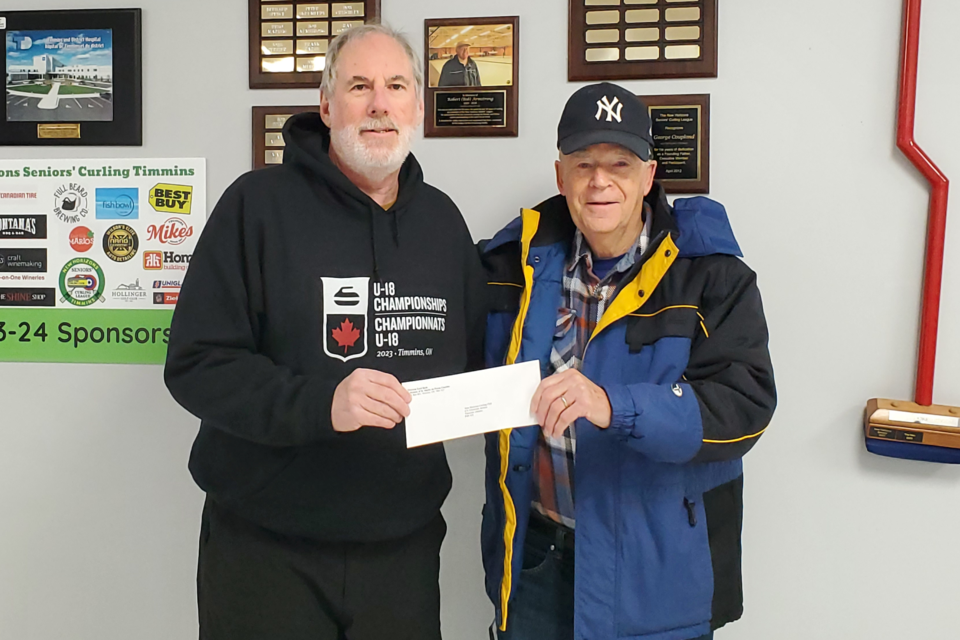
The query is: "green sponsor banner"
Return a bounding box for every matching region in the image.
[0,309,174,364]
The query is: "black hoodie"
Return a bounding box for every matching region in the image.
[165,113,486,541]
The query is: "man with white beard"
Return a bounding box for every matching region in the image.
[164,24,486,640]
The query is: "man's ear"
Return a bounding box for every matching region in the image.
[642,160,657,196]
[320,90,333,127]
[555,159,565,196]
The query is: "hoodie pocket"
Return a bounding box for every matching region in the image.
[615,487,713,637]
[625,306,701,352]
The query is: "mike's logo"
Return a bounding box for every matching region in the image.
[321,277,369,362]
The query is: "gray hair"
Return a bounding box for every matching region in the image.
[320,23,423,99]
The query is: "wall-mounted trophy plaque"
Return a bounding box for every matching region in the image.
[252,105,318,169]
[249,0,381,89]
[569,0,717,81]
[1,8,142,146]
[638,94,709,193]
[424,16,519,138]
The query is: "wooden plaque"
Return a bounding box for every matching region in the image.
[252,105,318,169]
[424,16,519,138]
[638,94,710,194]
[249,0,381,89]
[569,0,717,81]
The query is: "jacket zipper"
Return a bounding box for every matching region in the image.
[683,498,697,527]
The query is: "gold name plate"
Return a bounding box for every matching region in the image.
[38,124,81,139]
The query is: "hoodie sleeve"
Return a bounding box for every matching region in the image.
[603,256,776,464]
[164,179,340,447]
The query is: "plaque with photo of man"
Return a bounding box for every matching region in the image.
[424,17,519,138]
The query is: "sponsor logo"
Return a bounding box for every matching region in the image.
[153,279,182,289]
[143,251,163,270]
[95,188,139,220]
[112,279,148,303]
[0,191,38,200]
[0,287,56,307]
[148,184,193,214]
[153,291,179,305]
[102,224,139,262]
[0,248,46,272]
[0,215,47,239]
[59,257,106,307]
[53,183,89,224]
[321,277,369,362]
[143,250,191,271]
[69,226,95,253]
[146,217,193,245]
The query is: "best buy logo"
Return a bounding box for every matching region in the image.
[149,184,193,214]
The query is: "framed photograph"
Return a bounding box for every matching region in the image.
[569,0,717,81]
[252,105,318,170]
[1,9,142,146]
[638,94,710,194]
[249,0,381,89]
[424,16,519,138]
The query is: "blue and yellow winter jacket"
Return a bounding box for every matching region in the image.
[480,185,776,640]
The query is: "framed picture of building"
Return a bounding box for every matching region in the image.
[1,9,142,146]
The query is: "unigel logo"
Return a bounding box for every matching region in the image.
[146,218,193,245]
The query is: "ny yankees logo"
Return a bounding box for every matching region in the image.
[595,96,623,123]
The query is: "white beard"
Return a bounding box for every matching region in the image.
[330,116,415,182]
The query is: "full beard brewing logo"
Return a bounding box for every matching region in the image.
[321,277,369,362]
[53,184,89,224]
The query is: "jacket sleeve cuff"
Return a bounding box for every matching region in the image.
[603,383,640,435]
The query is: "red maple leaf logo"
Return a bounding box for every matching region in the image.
[331,318,361,354]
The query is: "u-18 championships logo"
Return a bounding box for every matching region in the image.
[59,257,106,307]
[321,277,369,362]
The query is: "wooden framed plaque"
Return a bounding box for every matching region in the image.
[638,94,709,194]
[424,16,519,138]
[569,0,717,81]
[252,105,318,169]
[249,0,381,89]
[1,8,142,146]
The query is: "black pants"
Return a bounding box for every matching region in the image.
[198,498,446,640]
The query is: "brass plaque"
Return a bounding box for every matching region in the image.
[297,21,330,36]
[265,132,285,146]
[261,4,294,19]
[265,150,284,164]
[265,114,293,129]
[585,29,620,44]
[331,20,363,35]
[38,123,81,139]
[665,7,701,22]
[585,47,620,62]
[332,3,364,17]
[296,56,326,72]
[262,22,294,37]
[296,38,329,54]
[585,10,620,25]
[625,9,659,22]
[625,46,659,60]
[262,56,296,72]
[262,39,294,55]
[297,3,329,18]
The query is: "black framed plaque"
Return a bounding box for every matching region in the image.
[249,0,381,89]
[252,105,318,169]
[569,0,717,81]
[424,16,519,138]
[639,94,710,194]
[1,9,142,146]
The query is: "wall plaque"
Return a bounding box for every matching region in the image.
[570,0,717,81]
[638,94,710,193]
[424,16,519,138]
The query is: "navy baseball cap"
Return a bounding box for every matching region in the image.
[557,83,654,161]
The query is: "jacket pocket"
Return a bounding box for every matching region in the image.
[615,487,713,636]
[625,305,701,352]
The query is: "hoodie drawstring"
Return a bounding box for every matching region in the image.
[369,207,381,282]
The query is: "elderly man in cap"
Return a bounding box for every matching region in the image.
[479,82,776,640]
[438,42,481,87]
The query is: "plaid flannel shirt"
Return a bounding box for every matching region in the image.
[531,208,651,528]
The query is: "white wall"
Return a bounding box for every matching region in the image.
[2,0,959,638]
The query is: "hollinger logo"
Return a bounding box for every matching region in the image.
[147,218,193,245]
[69,226,95,253]
[53,183,90,224]
[321,277,369,362]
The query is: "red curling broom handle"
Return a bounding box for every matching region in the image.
[897,0,950,406]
